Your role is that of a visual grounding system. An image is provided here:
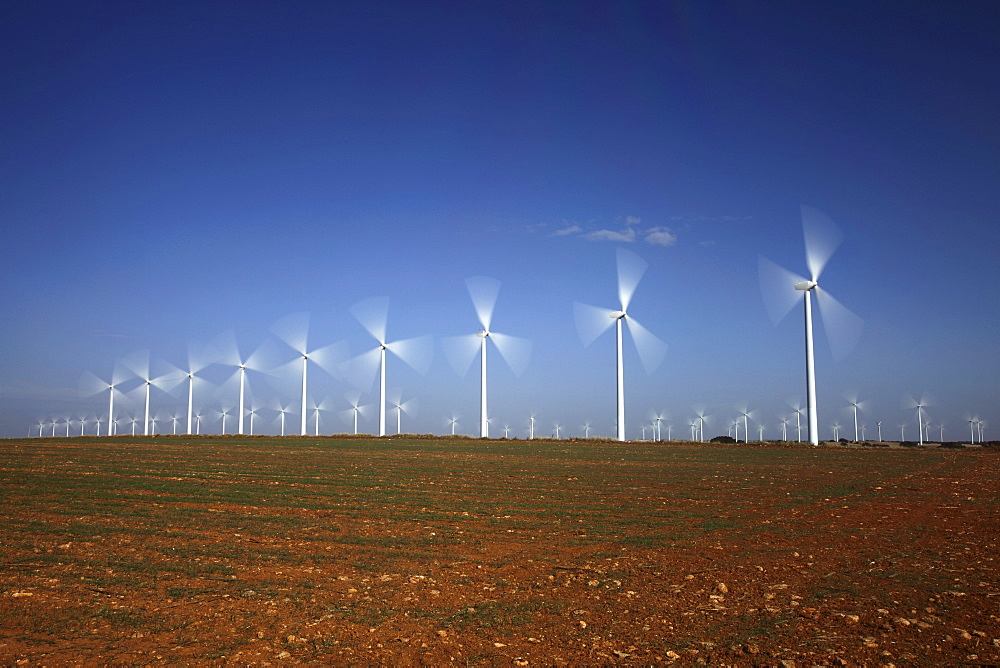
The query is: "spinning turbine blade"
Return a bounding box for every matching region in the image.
[442,334,482,377]
[385,335,434,375]
[757,256,808,326]
[616,247,648,311]
[270,311,311,355]
[349,296,389,344]
[814,287,864,361]
[624,316,668,374]
[466,276,500,331]
[488,332,532,378]
[341,346,384,393]
[573,302,616,347]
[802,205,844,282]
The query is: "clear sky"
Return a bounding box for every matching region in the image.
[2,1,998,441]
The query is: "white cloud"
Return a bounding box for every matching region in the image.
[583,227,637,243]
[550,224,582,237]
[643,226,677,247]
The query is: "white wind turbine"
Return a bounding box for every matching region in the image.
[694,406,709,442]
[271,312,348,436]
[444,277,532,439]
[209,330,275,436]
[446,414,459,436]
[389,392,418,435]
[345,297,432,437]
[574,248,668,442]
[844,393,870,442]
[80,359,132,440]
[120,350,183,436]
[528,414,536,440]
[904,394,931,447]
[275,400,293,436]
[759,206,863,446]
[340,391,370,435]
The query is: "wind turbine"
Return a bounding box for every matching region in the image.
[694,406,709,442]
[446,414,459,436]
[275,401,293,436]
[582,422,591,438]
[844,393,869,442]
[759,207,864,446]
[904,394,931,446]
[271,312,348,436]
[574,248,668,442]
[553,422,562,439]
[388,392,418,435]
[80,359,132,441]
[340,391,370,435]
[345,297,432,437]
[779,416,789,441]
[736,406,755,444]
[120,350,183,436]
[529,414,536,440]
[209,330,276,436]
[444,277,532,439]
[832,422,841,441]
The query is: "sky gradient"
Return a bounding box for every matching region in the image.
[2,1,998,441]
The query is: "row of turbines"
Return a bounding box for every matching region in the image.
[31,207,987,445]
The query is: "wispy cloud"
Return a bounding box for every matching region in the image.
[583,227,636,242]
[550,223,582,237]
[548,216,676,247]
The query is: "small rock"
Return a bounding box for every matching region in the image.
[714,583,729,594]
[781,660,796,668]
[276,651,291,659]
[437,630,448,637]
[578,621,587,629]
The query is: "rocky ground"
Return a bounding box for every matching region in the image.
[0,437,997,665]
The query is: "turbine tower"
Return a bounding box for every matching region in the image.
[444,277,532,439]
[346,297,432,437]
[759,207,863,446]
[574,248,668,442]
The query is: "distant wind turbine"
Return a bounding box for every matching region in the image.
[904,394,931,446]
[844,393,869,442]
[345,297,432,437]
[444,277,532,439]
[759,207,863,445]
[120,350,183,436]
[574,248,668,442]
[271,312,348,436]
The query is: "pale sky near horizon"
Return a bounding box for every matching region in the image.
[2,1,998,440]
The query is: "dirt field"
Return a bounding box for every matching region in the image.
[0,436,997,666]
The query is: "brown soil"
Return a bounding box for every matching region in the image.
[0,437,997,666]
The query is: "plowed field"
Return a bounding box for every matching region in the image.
[1,436,997,665]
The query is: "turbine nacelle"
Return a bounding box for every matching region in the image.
[610,310,626,320]
[794,280,817,291]
[476,330,489,338]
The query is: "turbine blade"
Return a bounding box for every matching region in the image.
[386,335,434,374]
[814,287,863,361]
[350,296,390,344]
[79,370,109,398]
[207,329,244,367]
[401,397,418,416]
[624,316,668,374]
[270,311,310,355]
[616,247,648,311]
[442,334,481,378]
[573,301,616,347]
[187,340,211,375]
[466,276,500,331]
[243,337,283,373]
[802,205,844,282]
[758,255,807,326]
[309,340,350,377]
[120,349,150,381]
[339,346,382,393]
[489,332,532,378]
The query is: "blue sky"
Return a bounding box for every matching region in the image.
[2,1,998,441]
